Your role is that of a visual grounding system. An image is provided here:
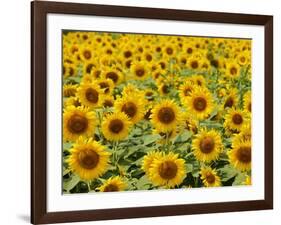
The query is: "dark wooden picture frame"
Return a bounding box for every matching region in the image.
[31,1,273,224]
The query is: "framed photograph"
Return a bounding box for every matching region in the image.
[31,1,273,224]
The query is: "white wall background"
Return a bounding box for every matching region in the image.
[0,0,279,224]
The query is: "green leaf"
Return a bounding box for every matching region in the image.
[174,130,192,143]
[233,173,246,186]
[186,164,193,173]
[135,175,151,189]
[63,174,80,192]
[219,165,238,182]
[142,134,161,146]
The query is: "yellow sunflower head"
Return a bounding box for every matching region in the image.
[101,111,132,141]
[97,176,127,192]
[185,86,214,120]
[192,129,223,162]
[96,78,115,96]
[200,167,221,187]
[102,67,124,85]
[115,95,145,124]
[148,152,186,188]
[150,99,182,133]
[63,84,78,97]
[130,61,150,80]
[223,88,238,109]
[63,106,96,142]
[179,80,194,103]
[225,61,241,79]
[67,136,110,180]
[228,139,251,171]
[224,108,250,132]
[142,151,163,176]
[77,82,102,108]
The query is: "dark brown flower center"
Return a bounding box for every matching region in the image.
[159,62,166,70]
[166,47,173,55]
[158,161,178,179]
[69,67,74,76]
[184,87,192,96]
[230,67,238,75]
[162,85,169,94]
[236,147,251,163]
[85,88,99,103]
[187,47,193,54]
[157,107,175,124]
[109,119,124,134]
[86,63,94,74]
[193,97,207,111]
[103,100,113,107]
[136,68,145,77]
[191,60,199,69]
[156,47,161,52]
[224,97,234,108]
[206,172,215,184]
[124,50,132,58]
[78,149,99,169]
[121,102,137,118]
[146,54,152,61]
[106,72,118,83]
[103,184,119,192]
[98,82,110,94]
[83,50,92,60]
[232,113,243,125]
[67,114,88,134]
[181,58,187,64]
[200,137,215,153]
[248,103,251,112]
[125,60,132,69]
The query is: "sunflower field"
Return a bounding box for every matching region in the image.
[62,31,252,194]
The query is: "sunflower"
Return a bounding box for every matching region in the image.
[179,80,194,103]
[223,88,238,109]
[192,129,223,162]
[96,78,115,95]
[115,95,145,124]
[224,108,250,132]
[142,151,163,176]
[190,75,206,87]
[63,84,78,97]
[184,86,214,120]
[225,61,241,79]
[243,91,251,112]
[188,56,201,70]
[121,83,143,98]
[150,99,182,133]
[100,95,114,108]
[101,112,132,141]
[148,152,186,188]
[79,44,94,62]
[236,52,249,66]
[200,167,221,187]
[77,82,102,108]
[64,96,81,108]
[102,67,123,85]
[130,61,150,80]
[228,139,251,171]
[67,136,110,180]
[63,106,96,142]
[97,176,127,192]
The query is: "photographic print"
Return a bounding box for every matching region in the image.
[62,31,252,194]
